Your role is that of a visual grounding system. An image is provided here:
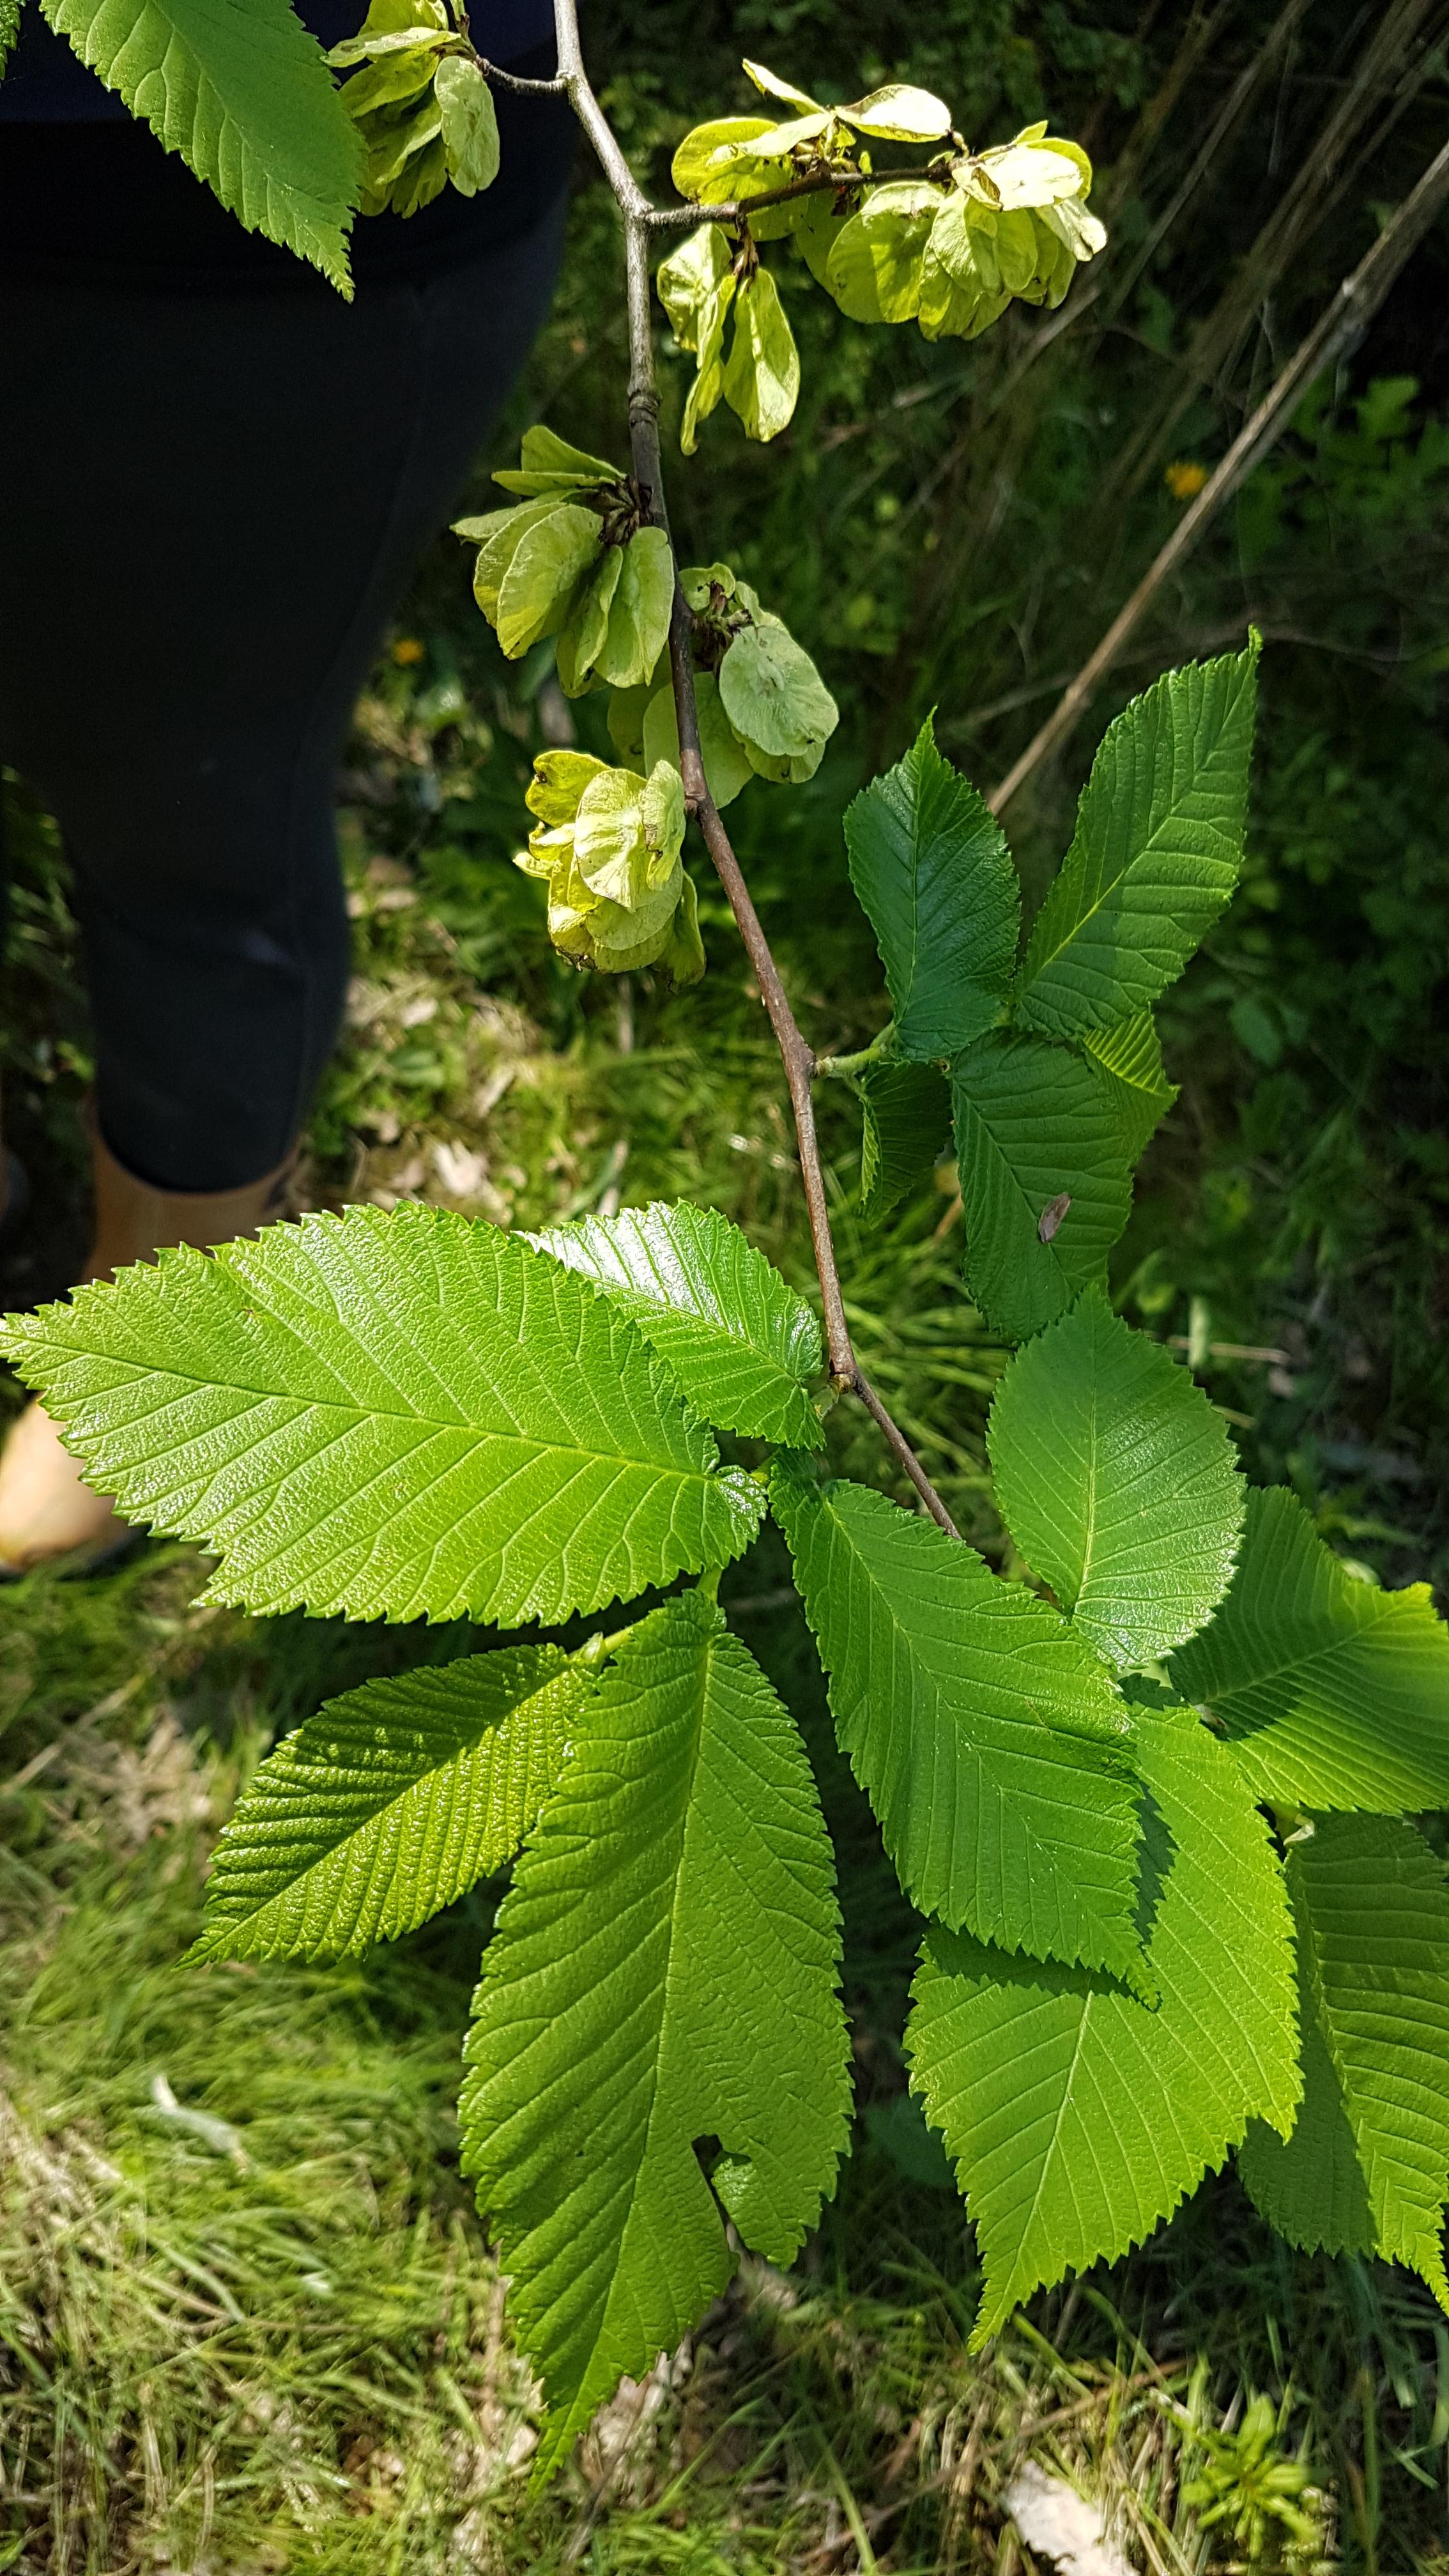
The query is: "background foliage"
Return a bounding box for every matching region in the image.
[3,0,1448,2563]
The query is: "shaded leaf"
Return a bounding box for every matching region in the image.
[951,1034,1131,1341]
[857,1061,953,1225]
[1169,1487,1449,1812]
[1239,1816,1449,2304]
[845,718,1019,1059]
[908,1710,1300,2343]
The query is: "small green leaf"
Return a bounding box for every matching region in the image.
[436,54,499,196]
[594,526,675,692]
[721,266,800,443]
[1239,1816,1449,2304]
[493,423,620,498]
[951,1034,1132,1341]
[718,617,837,766]
[1,0,22,73]
[857,1061,953,1225]
[643,669,755,809]
[42,0,362,291]
[1082,1010,1178,1162]
[0,1206,762,1623]
[1169,1487,1449,1812]
[187,1645,590,1963]
[1015,645,1260,1037]
[844,718,1019,1059]
[460,1593,850,2480]
[496,503,601,659]
[908,1709,1300,2344]
[825,186,936,323]
[554,548,623,696]
[771,1462,1143,1981]
[988,1288,1245,1671]
[529,1202,823,1447]
[842,84,952,142]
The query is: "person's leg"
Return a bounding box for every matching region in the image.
[0,206,564,1567]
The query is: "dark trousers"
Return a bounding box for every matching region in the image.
[0,191,563,1192]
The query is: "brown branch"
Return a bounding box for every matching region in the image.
[474,56,568,96]
[643,162,942,232]
[988,133,1449,817]
[548,0,960,1539]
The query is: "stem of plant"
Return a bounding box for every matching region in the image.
[548,0,961,1542]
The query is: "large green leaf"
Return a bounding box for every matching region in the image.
[1082,1011,1178,1163]
[1014,645,1259,1038]
[988,1288,1244,1671]
[0,1207,762,1624]
[1239,1816,1449,2304]
[187,1645,590,1963]
[857,1061,953,1225]
[771,1461,1143,1982]
[845,719,1019,1061]
[42,0,362,292]
[528,1202,823,1447]
[908,1708,1300,2343]
[459,1594,850,2478]
[951,1034,1131,1342]
[1169,1487,1449,1811]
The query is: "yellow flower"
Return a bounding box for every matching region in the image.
[392,636,425,666]
[1165,459,1209,501]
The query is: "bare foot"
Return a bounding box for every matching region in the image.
[0,1400,126,1574]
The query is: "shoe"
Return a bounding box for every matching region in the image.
[0,1129,295,1578]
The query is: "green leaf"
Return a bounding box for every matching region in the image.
[1,0,21,75]
[857,1061,953,1225]
[459,1594,850,2479]
[528,1202,823,1448]
[435,53,498,196]
[717,617,837,766]
[1239,1816,1449,2304]
[951,1034,1131,1341]
[908,1708,1300,2344]
[642,669,755,810]
[0,1206,762,1623]
[988,1288,1245,1671]
[594,526,675,692]
[721,266,800,443]
[187,1644,590,1964]
[1168,1487,1449,1812]
[493,423,620,498]
[1081,1010,1178,1162]
[825,186,936,324]
[1014,645,1261,1038]
[844,718,1019,1059]
[554,548,623,696]
[42,0,362,293]
[771,1462,1143,1981]
[495,503,601,659]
